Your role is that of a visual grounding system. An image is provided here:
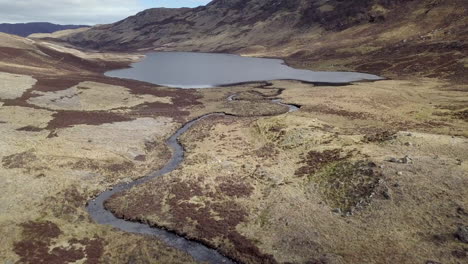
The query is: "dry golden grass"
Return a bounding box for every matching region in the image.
[107,78,468,264]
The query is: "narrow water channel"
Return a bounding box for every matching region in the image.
[91,53,382,263]
[88,94,299,263]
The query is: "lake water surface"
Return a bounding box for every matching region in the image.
[106,52,382,88]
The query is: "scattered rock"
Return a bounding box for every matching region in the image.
[406,132,413,136]
[401,155,413,164]
[387,156,412,164]
[134,155,147,161]
[35,173,46,179]
[397,171,403,176]
[457,207,468,216]
[426,261,442,264]
[47,130,59,138]
[332,208,342,214]
[452,248,468,259]
[404,142,413,146]
[382,190,391,200]
[363,131,397,143]
[455,226,468,243]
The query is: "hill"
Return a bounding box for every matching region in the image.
[0,22,89,37]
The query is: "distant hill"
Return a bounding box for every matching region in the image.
[0,22,89,37]
[58,0,467,82]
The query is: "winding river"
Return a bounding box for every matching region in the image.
[88,95,297,263]
[90,52,381,263]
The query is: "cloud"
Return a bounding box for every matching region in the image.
[0,0,210,25]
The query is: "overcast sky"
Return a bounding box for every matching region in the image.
[0,0,211,25]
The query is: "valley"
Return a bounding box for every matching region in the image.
[0,0,467,263]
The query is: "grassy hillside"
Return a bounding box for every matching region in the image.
[59,0,467,82]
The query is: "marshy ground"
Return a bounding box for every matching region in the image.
[107,80,468,264]
[0,28,467,264]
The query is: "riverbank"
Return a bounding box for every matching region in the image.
[0,32,467,263]
[107,79,468,264]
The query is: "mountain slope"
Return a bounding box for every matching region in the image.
[60,0,467,82]
[0,22,89,37]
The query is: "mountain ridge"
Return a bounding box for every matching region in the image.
[57,0,467,82]
[0,22,89,37]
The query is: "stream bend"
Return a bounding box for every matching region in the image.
[87,94,300,264]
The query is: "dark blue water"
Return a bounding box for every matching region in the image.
[105,52,382,88]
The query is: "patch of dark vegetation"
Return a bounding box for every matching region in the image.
[46,111,134,129]
[43,186,88,218]
[305,258,329,264]
[13,221,82,264]
[2,151,37,169]
[108,176,276,264]
[98,233,195,263]
[71,159,135,175]
[144,139,161,152]
[254,143,279,159]
[37,45,130,73]
[232,91,268,101]
[130,101,191,123]
[295,149,349,177]
[134,155,147,161]
[311,160,382,214]
[13,220,105,264]
[217,177,254,198]
[107,186,165,221]
[95,78,202,122]
[19,221,62,240]
[165,179,276,262]
[35,173,46,178]
[304,105,372,120]
[16,125,43,132]
[363,130,397,142]
[68,237,106,264]
[355,41,468,83]
[452,248,468,259]
[106,161,135,173]
[33,77,81,93]
[298,0,415,30]
[47,130,59,138]
[184,116,228,143]
[455,226,468,244]
[454,109,468,121]
[227,100,288,117]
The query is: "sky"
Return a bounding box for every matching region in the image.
[0,0,211,25]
